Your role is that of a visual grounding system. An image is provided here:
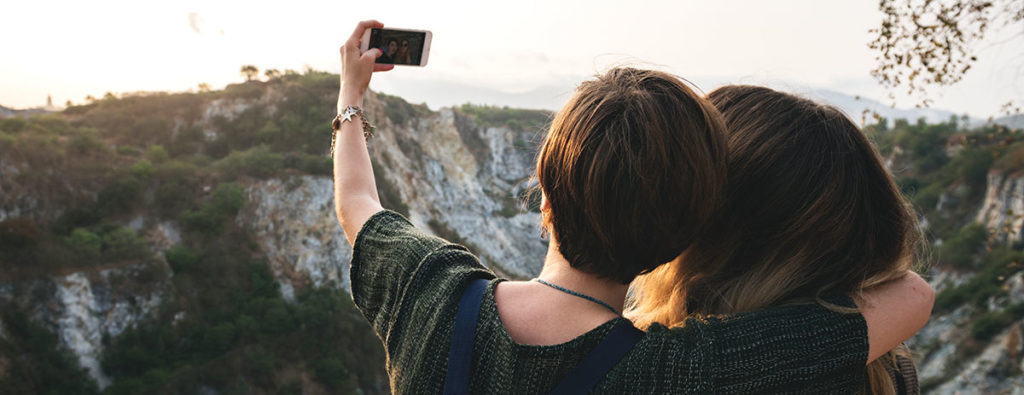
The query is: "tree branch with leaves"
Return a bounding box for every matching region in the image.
[869,0,1022,112]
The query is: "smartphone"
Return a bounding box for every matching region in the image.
[360,27,432,67]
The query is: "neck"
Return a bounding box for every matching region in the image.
[537,236,630,313]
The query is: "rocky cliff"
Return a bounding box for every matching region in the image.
[4,75,1022,394]
[975,170,1024,244]
[906,167,1024,393]
[910,270,1024,393]
[0,263,170,389]
[0,79,548,392]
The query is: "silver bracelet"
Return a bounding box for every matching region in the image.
[330,105,375,157]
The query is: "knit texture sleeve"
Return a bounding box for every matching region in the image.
[350,211,444,332]
[700,296,869,393]
[349,210,495,392]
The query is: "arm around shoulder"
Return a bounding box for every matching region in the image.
[854,271,935,364]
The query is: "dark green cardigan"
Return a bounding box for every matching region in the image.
[351,210,868,394]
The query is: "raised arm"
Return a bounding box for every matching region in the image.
[334,20,392,245]
[854,271,935,363]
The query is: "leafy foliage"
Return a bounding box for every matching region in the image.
[0,311,101,395]
[180,182,246,235]
[378,92,433,125]
[934,248,1024,312]
[457,103,551,131]
[971,302,1024,340]
[939,223,988,268]
[869,0,1021,108]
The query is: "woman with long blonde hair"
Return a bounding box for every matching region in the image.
[628,85,926,394]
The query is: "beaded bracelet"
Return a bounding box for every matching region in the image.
[330,105,375,157]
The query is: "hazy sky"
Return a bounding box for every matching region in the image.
[2,0,1021,118]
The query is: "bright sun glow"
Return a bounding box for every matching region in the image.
[2,0,1021,118]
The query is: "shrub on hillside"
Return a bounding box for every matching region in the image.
[283,152,331,176]
[146,145,169,163]
[256,121,282,143]
[955,148,994,191]
[131,159,154,179]
[26,114,71,135]
[379,93,432,125]
[117,145,141,156]
[153,161,201,217]
[0,130,15,148]
[0,218,40,251]
[101,226,149,261]
[224,82,263,100]
[0,311,101,394]
[971,303,1024,340]
[165,244,197,273]
[53,207,102,235]
[98,175,143,214]
[314,357,353,392]
[935,249,1024,311]
[940,224,988,268]
[181,182,246,235]
[0,117,27,133]
[457,103,550,131]
[66,228,102,255]
[67,127,107,154]
[215,146,284,179]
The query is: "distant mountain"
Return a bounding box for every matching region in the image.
[377,76,986,128]
[805,89,973,126]
[993,113,1024,130]
[375,77,575,112]
[0,104,54,118]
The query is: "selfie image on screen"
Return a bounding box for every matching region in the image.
[370,29,425,65]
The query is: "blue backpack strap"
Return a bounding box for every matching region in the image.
[549,321,644,395]
[443,278,491,395]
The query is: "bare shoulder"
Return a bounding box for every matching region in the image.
[494,281,619,346]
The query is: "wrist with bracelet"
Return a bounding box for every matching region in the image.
[330,105,375,157]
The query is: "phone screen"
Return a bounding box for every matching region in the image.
[369,28,427,65]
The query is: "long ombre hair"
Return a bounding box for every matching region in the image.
[626,85,922,394]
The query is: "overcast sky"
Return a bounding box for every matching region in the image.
[2,0,1021,118]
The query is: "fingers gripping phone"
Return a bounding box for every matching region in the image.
[360,27,432,66]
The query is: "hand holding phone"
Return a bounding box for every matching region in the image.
[340,20,392,106]
[360,27,432,67]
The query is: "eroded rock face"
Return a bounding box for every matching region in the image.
[905,169,1024,393]
[0,265,169,389]
[240,103,548,291]
[243,176,351,301]
[908,270,1024,394]
[926,323,1024,395]
[910,305,975,384]
[975,171,1024,244]
[236,97,550,298]
[363,101,546,278]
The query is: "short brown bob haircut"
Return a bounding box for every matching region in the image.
[536,67,728,284]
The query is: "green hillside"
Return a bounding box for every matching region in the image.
[2,67,1023,393]
[1,71,374,394]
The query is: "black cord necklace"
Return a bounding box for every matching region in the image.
[532,278,620,315]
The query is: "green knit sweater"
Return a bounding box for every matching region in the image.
[351,210,868,394]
